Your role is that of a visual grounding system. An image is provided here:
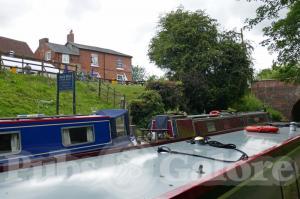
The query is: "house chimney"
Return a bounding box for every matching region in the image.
[39,38,49,46]
[67,30,74,43]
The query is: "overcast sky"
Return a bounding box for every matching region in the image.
[0,0,276,76]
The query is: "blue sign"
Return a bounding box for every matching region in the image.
[57,72,74,91]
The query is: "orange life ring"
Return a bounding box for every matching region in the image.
[244,125,279,133]
[209,110,220,117]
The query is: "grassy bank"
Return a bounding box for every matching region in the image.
[0,71,144,117]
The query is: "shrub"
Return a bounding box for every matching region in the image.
[230,94,263,112]
[129,90,165,127]
[146,80,184,111]
[266,108,283,121]
[230,93,284,121]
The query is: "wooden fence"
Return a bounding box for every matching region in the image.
[97,79,126,109]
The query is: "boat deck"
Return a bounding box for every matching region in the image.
[0,127,299,199]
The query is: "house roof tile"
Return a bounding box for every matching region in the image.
[47,43,79,56]
[67,42,132,58]
[0,36,34,58]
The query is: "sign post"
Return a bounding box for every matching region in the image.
[56,72,76,115]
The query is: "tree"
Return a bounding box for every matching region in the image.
[146,80,185,111]
[129,90,165,127]
[132,65,146,81]
[246,0,300,65]
[256,68,279,80]
[148,8,253,113]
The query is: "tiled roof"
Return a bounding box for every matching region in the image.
[0,36,34,58]
[47,43,79,56]
[67,42,132,58]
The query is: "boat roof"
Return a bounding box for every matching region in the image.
[96,109,128,118]
[0,115,110,124]
[0,127,299,199]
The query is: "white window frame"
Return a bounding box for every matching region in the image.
[0,131,21,156]
[116,58,123,69]
[45,51,51,61]
[117,74,125,81]
[91,54,99,67]
[91,71,101,78]
[61,125,95,147]
[62,54,70,64]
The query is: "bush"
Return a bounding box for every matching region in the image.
[266,108,283,121]
[129,90,165,127]
[230,93,284,121]
[230,94,263,112]
[146,80,184,111]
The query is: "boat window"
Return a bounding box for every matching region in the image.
[62,126,94,146]
[207,122,216,132]
[247,117,257,125]
[0,132,21,155]
[116,116,127,137]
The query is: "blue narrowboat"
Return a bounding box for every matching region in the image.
[0,109,131,168]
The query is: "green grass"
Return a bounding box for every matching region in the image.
[0,71,144,117]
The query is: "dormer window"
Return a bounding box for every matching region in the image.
[45,51,51,61]
[91,54,99,67]
[62,54,70,64]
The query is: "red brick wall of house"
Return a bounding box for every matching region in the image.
[78,49,132,81]
[34,42,51,60]
[35,39,133,81]
[35,41,79,71]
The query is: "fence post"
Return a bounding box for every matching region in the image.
[0,54,2,71]
[106,85,110,103]
[98,78,101,99]
[21,57,24,74]
[124,95,126,109]
[113,88,116,107]
[120,94,126,109]
[41,61,44,76]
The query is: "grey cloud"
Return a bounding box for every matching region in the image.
[0,0,31,26]
[65,0,101,19]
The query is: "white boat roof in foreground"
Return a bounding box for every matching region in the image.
[0,127,299,199]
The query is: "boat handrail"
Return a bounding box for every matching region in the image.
[0,114,89,121]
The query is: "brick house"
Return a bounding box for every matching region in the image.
[0,36,34,58]
[35,31,133,81]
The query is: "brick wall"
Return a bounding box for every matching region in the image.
[34,38,133,81]
[78,49,132,81]
[251,80,300,120]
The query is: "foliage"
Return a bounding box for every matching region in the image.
[255,64,300,83]
[230,93,284,121]
[246,0,300,71]
[132,65,146,81]
[129,90,165,127]
[256,68,280,80]
[146,80,184,111]
[149,8,253,113]
[146,75,160,81]
[266,107,283,122]
[230,93,264,112]
[274,64,300,83]
[0,72,144,117]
